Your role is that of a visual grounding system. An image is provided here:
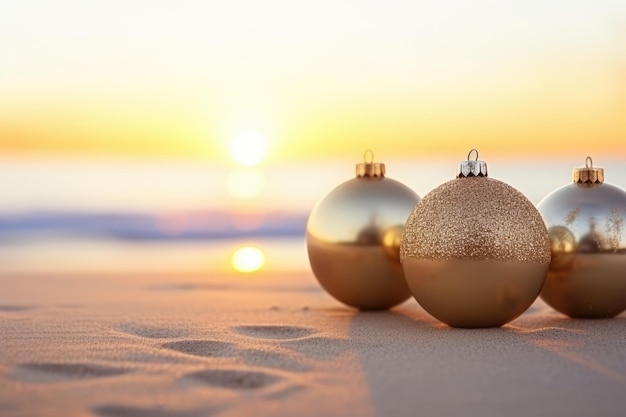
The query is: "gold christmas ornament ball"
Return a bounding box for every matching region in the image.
[306,152,420,310]
[400,150,551,328]
[537,157,626,318]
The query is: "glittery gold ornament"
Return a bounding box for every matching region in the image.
[400,149,551,328]
[307,151,420,310]
[537,157,626,318]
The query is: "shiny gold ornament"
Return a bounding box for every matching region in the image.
[400,149,551,328]
[306,151,420,310]
[537,157,626,318]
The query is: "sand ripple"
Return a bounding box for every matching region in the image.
[233,325,316,340]
[161,340,237,358]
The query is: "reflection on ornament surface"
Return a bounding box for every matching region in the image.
[546,225,576,271]
[538,165,626,318]
[403,259,549,328]
[381,225,404,262]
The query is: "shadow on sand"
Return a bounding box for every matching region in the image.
[347,305,626,417]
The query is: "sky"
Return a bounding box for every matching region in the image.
[1,1,626,274]
[2,0,626,163]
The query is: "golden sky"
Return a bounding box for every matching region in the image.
[1,1,625,162]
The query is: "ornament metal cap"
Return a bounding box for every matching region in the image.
[356,150,386,178]
[573,156,604,184]
[457,148,488,178]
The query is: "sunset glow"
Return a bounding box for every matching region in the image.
[231,246,265,273]
[228,170,265,199]
[1,1,625,162]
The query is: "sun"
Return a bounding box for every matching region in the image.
[231,246,266,273]
[230,132,268,166]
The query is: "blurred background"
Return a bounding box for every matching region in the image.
[1,0,625,276]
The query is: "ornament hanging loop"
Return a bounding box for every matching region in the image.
[356,149,385,178]
[467,148,479,161]
[458,148,488,178]
[573,156,604,184]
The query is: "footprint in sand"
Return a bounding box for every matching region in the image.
[234,325,348,362]
[11,363,131,383]
[93,404,213,417]
[115,323,190,339]
[183,369,282,390]
[240,348,312,373]
[162,339,310,372]
[233,325,316,340]
[281,336,349,361]
[161,340,238,358]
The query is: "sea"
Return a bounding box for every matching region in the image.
[2,156,625,276]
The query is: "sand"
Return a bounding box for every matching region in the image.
[1,270,625,417]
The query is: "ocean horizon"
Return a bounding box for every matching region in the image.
[2,156,625,275]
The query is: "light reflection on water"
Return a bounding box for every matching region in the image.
[0,236,309,275]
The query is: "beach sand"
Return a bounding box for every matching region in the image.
[1,270,625,417]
